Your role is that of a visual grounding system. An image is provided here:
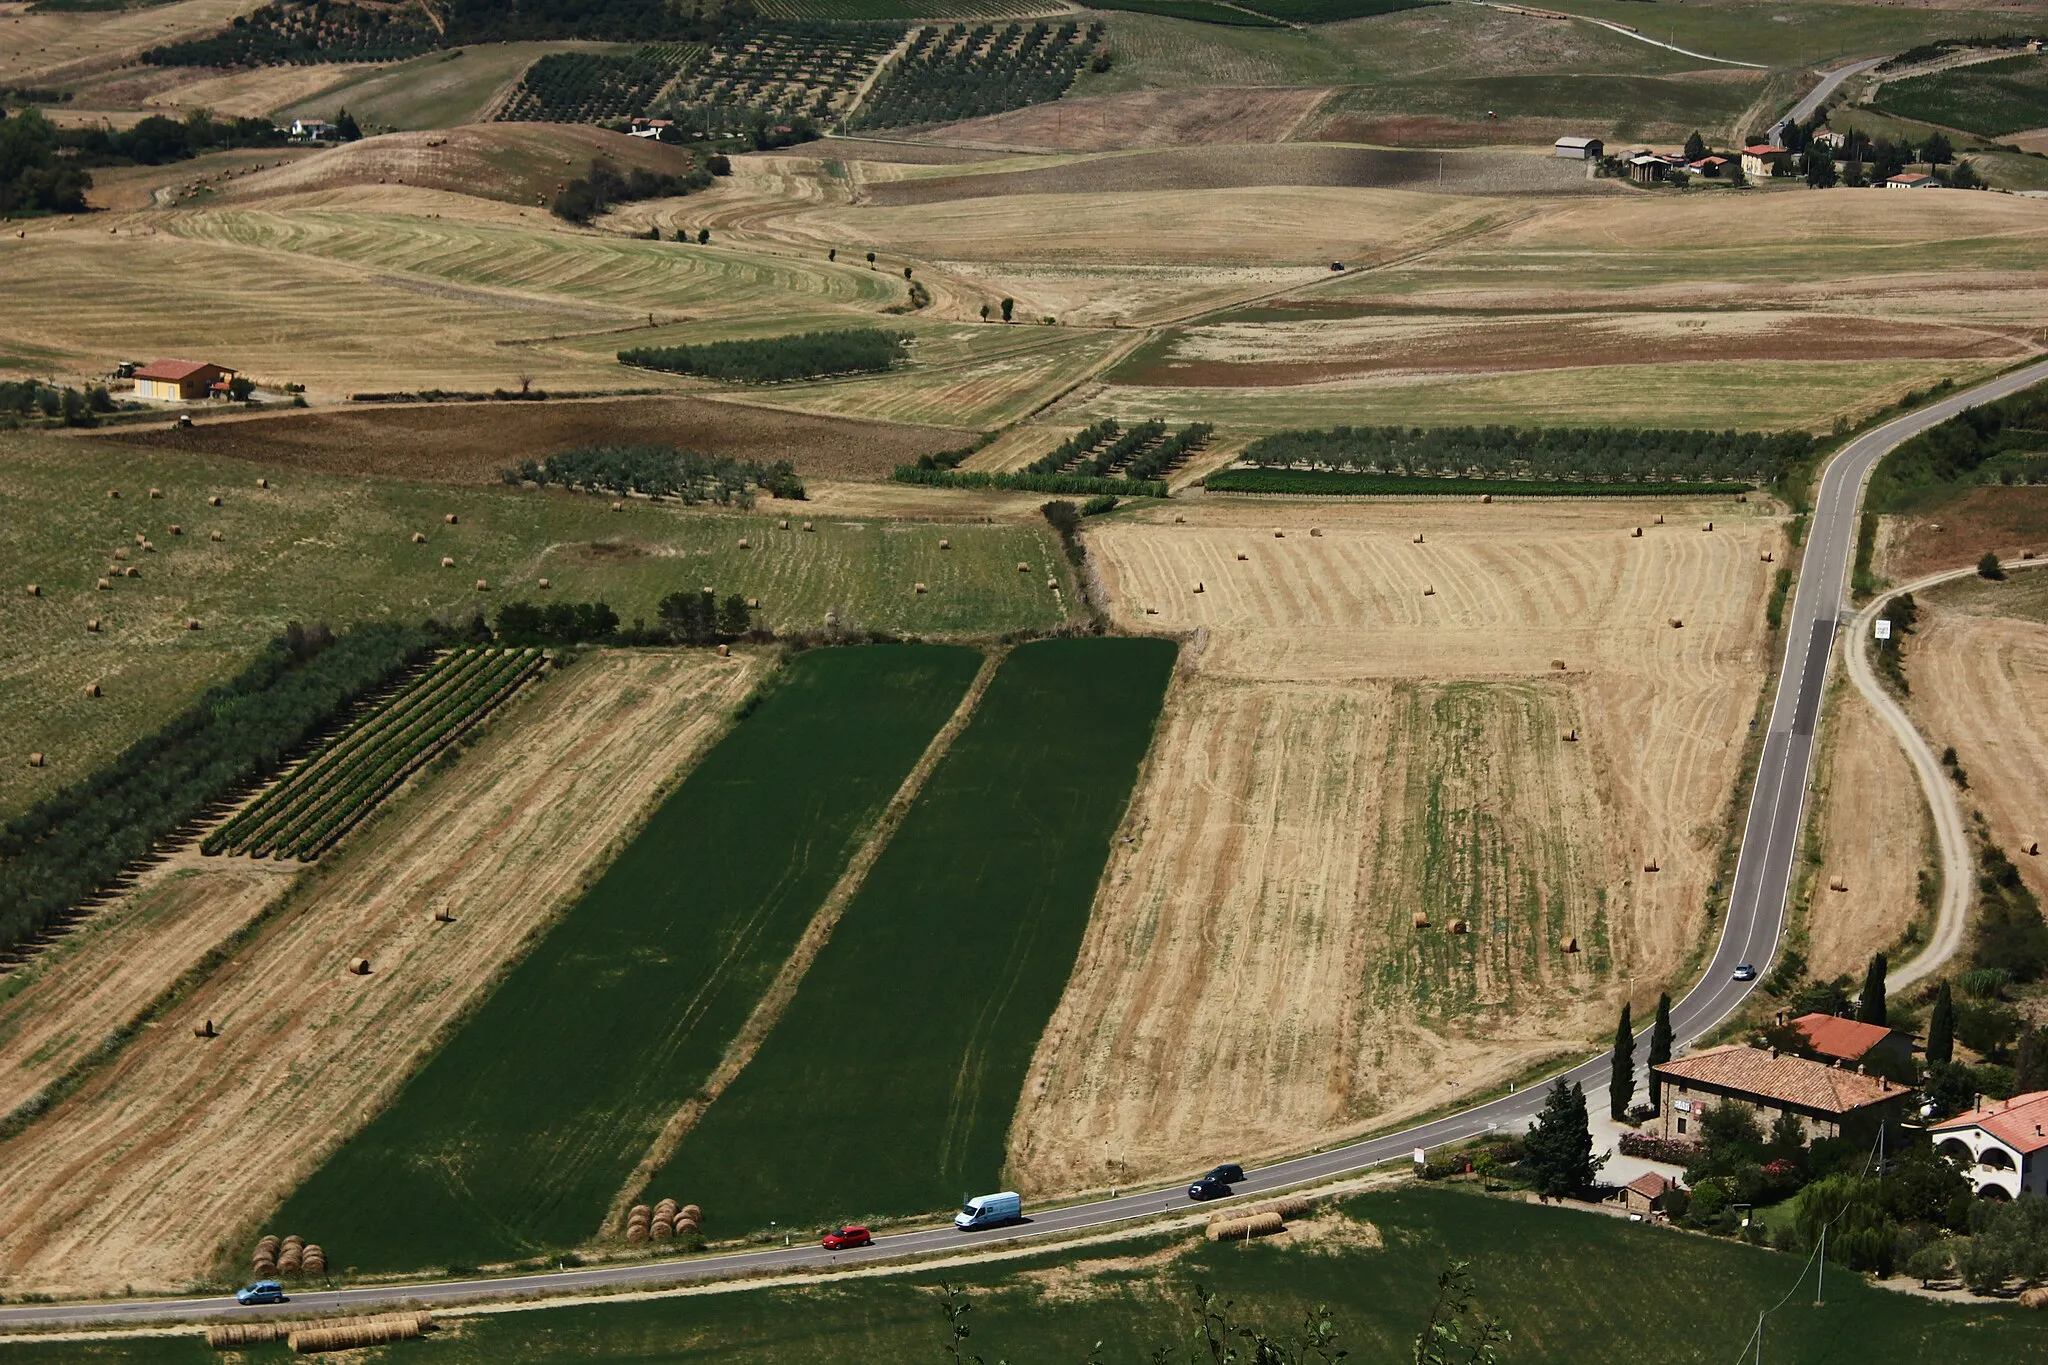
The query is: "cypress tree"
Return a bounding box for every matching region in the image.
[1858,951,1887,1025]
[1647,992,1674,1109]
[1525,1080,1598,1198]
[1610,1001,1635,1121]
[1926,981,1954,1066]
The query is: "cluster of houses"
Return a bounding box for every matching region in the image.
[1625,1011,2044,1204]
[1553,135,1944,189]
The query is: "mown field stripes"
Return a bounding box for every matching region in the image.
[648,636,1178,1233]
[267,644,982,1272]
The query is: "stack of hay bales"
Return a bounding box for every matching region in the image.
[211,531,223,542]
[302,1244,326,1275]
[286,1312,431,1353]
[278,1235,305,1275]
[651,1198,678,1240]
[678,1203,702,1237]
[1206,1210,1285,1243]
[251,1235,280,1280]
[206,1320,293,1348]
[626,1204,651,1242]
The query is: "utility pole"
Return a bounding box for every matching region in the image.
[1755,1310,1764,1365]
[1816,1227,1826,1306]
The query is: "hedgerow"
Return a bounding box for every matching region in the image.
[619,328,908,383]
[1236,424,1810,485]
[892,466,1168,499]
[505,444,805,503]
[1205,469,1749,497]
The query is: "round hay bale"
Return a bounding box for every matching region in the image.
[149,487,163,499]
[1413,911,1430,929]
[348,957,371,975]
[612,501,624,512]
[96,578,111,591]
[444,513,458,524]
[1561,727,1578,742]
[1480,493,1493,504]
[24,583,38,596]
[27,753,45,768]
[1704,521,1713,531]
[1668,617,1683,629]
[411,532,426,544]
[169,524,182,536]
[1643,859,1660,873]
[1761,550,1774,563]
[1562,935,1579,953]
[84,681,100,698]
[651,1219,675,1240]
[115,547,128,560]
[126,566,141,578]
[142,541,155,553]
[107,488,120,499]
[939,538,951,549]
[1173,515,1186,524]
[1046,577,1058,589]
[2020,1285,2048,1310]
[630,1203,651,1221]
[303,1246,325,1274]
[625,1224,649,1245]
[87,619,100,632]
[2025,840,2039,856]
[914,582,926,594]
[1422,584,1434,596]
[207,495,221,507]
[1550,659,1566,670]
[1018,562,1030,572]
[1235,552,1247,561]
[654,1199,678,1217]
[1309,528,1322,537]
[1413,533,1424,544]
[186,617,200,629]
[277,1247,303,1274]
[1448,918,1469,934]
[257,478,268,489]
[738,537,750,549]
[441,556,455,568]
[1632,527,1643,538]
[1654,514,1665,525]
[746,598,758,609]
[193,1018,217,1037]
[282,1234,304,1251]
[1192,582,1204,593]
[475,579,488,591]
[210,530,222,542]
[539,578,551,589]
[803,521,815,532]
[779,518,790,530]
[256,1235,280,1257]
[680,1204,702,1222]
[251,1256,276,1279]
[716,643,731,657]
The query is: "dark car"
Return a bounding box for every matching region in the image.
[1188,1174,1233,1201]
[235,1281,287,1306]
[1204,1163,1246,1185]
[1732,963,1758,982]
[821,1225,872,1250]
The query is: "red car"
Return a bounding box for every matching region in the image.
[821,1225,873,1250]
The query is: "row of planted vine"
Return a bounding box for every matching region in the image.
[203,648,544,863]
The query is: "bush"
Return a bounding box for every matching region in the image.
[892,467,1168,499]
[1618,1132,1701,1164]
[1978,551,2005,580]
[1972,845,2048,981]
[620,329,908,383]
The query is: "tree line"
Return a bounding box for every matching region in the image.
[0,622,439,959]
[504,443,803,504]
[1239,423,1813,486]
[619,328,908,383]
[552,154,713,222]
[1867,375,2048,511]
[493,590,755,645]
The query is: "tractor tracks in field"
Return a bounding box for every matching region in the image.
[600,648,1006,1238]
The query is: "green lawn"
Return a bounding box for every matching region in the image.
[268,644,982,1273]
[12,1186,2044,1362]
[1877,54,2048,139]
[0,432,1062,824]
[650,636,1178,1235]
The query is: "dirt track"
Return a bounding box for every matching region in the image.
[0,649,759,1297]
[1010,497,1777,1188]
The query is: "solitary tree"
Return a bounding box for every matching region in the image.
[1610,1001,1635,1121]
[1647,992,1674,1109]
[1858,951,1887,1025]
[1927,981,1954,1066]
[1922,130,1954,165]
[697,227,710,245]
[334,108,361,141]
[865,250,876,267]
[1000,296,1015,323]
[903,265,913,280]
[827,247,836,261]
[1950,158,1983,189]
[1805,149,1838,189]
[1683,130,1708,163]
[979,302,991,321]
[1979,551,2005,580]
[1524,1079,1598,1198]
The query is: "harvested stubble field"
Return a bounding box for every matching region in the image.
[1877,487,2048,583]
[912,86,1336,152]
[96,397,971,484]
[276,645,980,1272]
[0,0,253,83]
[136,61,381,120]
[1905,571,2048,904]
[654,637,1177,1234]
[270,44,635,131]
[1010,497,1779,1187]
[1801,676,1928,979]
[0,648,761,1296]
[0,432,1063,822]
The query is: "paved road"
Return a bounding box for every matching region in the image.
[1849,556,2048,992]
[1788,57,1883,127]
[10,360,2048,1335]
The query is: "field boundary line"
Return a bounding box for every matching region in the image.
[601,647,1006,1236]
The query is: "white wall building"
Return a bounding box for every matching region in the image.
[1933,1091,2048,1199]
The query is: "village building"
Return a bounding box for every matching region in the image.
[1621,1172,1683,1216]
[1933,1092,2048,1200]
[1786,1013,1913,1069]
[1882,172,1942,189]
[130,359,234,402]
[1627,154,1668,185]
[1740,144,1794,178]
[1650,1043,1914,1143]
[1687,155,1730,178]
[1553,135,1603,160]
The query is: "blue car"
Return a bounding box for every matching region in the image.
[235,1280,287,1306]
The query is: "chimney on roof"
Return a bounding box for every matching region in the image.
[1769,1048,1779,1060]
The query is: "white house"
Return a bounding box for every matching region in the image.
[291,119,332,142]
[1933,1091,2048,1199]
[1882,172,1942,190]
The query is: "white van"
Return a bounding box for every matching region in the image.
[954,1191,1022,1229]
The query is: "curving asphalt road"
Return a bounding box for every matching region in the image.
[9,359,2048,1335]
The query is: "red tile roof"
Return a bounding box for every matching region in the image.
[1741,144,1784,155]
[1626,1172,1676,1198]
[1790,1013,1897,1063]
[132,359,221,382]
[1934,1091,2048,1156]
[1652,1044,1904,1117]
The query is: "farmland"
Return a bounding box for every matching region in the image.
[1877,53,2048,140]
[0,429,1065,824]
[8,1186,2042,1362]
[1013,496,1778,1185]
[0,648,764,1295]
[271,645,981,1273]
[844,20,1102,133]
[1802,676,1928,979]
[203,647,544,862]
[652,636,1177,1234]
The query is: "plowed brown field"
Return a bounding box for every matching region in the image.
[1010,497,1778,1189]
[0,648,758,1296]
[1906,572,2048,904]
